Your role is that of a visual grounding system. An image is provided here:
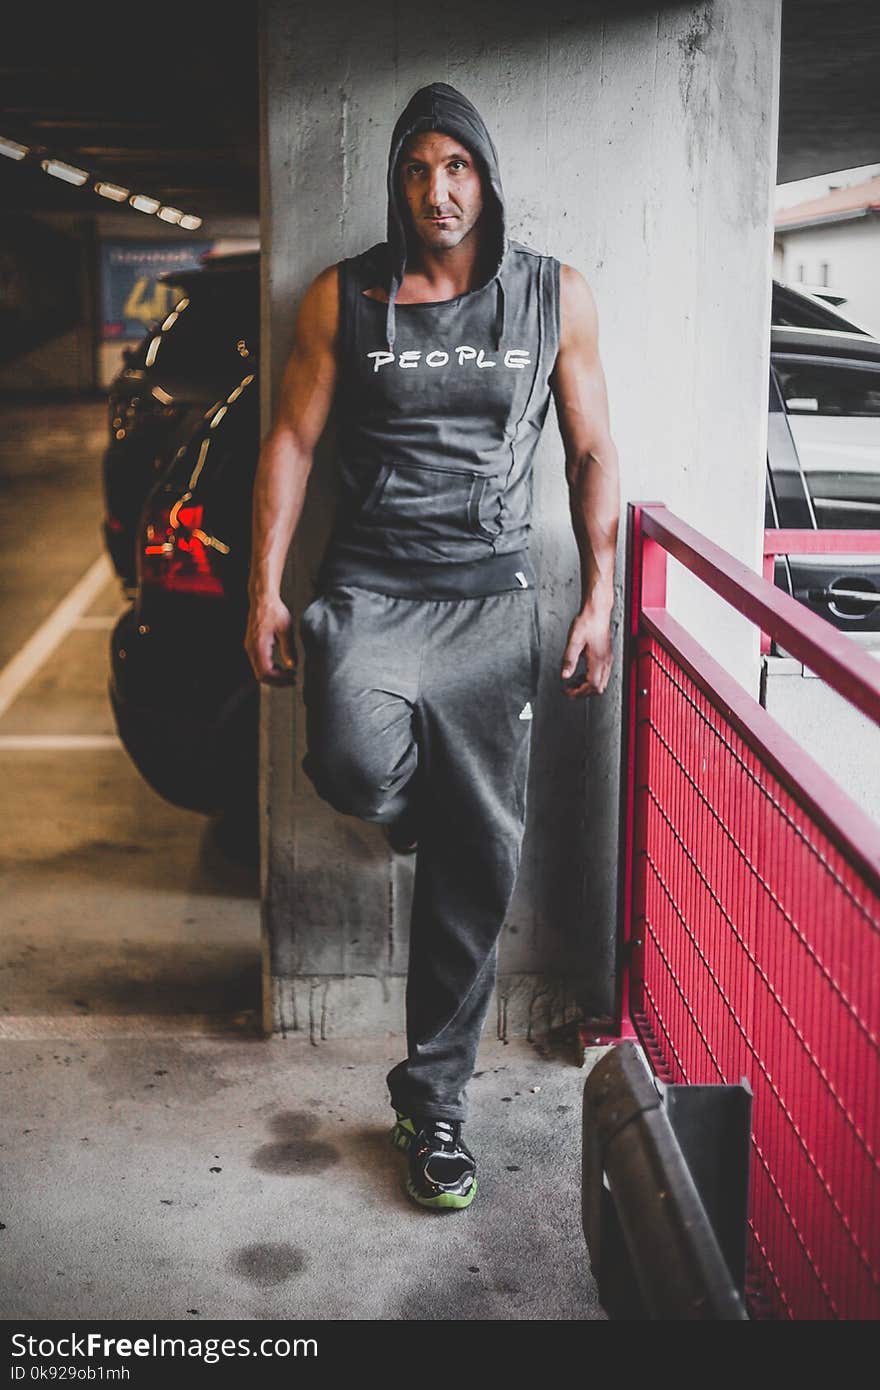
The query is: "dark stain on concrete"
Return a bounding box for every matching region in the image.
[89,1039,237,1106]
[229,1242,306,1286]
[251,1110,340,1175]
[8,935,261,1027]
[679,11,711,61]
[270,1111,320,1138]
[676,7,718,175]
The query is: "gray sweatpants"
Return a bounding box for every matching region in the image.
[298,583,541,1122]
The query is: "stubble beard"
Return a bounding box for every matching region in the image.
[407,206,484,262]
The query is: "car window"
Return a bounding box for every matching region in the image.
[775,362,880,416]
[771,284,868,335]
[775,361,880,529]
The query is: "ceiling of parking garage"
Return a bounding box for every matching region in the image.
[0,3,877,222]
[779,0,880,182]
[0,8,259,221]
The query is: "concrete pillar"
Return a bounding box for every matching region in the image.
[259,0,782,1037]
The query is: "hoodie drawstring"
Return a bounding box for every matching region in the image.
[385,274,399,353]
[493,277,505,352]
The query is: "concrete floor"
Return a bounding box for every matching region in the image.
[1,1035,603,1320]
[0,400,605,1321]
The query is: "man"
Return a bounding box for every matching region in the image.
[245,82,619,1212]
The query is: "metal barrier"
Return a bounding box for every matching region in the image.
[582,1041,751,1320]
[620,503,880,1320]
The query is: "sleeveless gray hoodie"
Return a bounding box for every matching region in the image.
[317,81,561,600]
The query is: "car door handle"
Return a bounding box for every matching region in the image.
[798,586,879,604]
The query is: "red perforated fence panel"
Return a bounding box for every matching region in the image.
[630,626,880,1319]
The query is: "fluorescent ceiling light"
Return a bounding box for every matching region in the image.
[179,214,202,230]
[41,158,89,186]
[157,206,183,224]
[0,136,28,161]
[226,375,255,404]
[129,193,160,214]
[95,180,130,202]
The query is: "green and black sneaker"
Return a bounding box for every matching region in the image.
[391,1112,417,1152]
[391,1113,477,1210]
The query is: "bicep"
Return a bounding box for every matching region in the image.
[274,265,340,453]
[550,265,614,465]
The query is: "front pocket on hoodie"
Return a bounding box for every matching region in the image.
[359,463,499,543]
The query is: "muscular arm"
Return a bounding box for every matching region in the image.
[245,264,339,684]
[550,264,620,698]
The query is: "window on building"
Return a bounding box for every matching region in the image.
[820,262,830,286]
[796,264,805,282]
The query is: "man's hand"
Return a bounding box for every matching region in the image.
[245,593,297,686]
[561,601,613,698]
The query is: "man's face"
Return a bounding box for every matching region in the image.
[396,131,485,254]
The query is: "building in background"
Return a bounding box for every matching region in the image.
[774,165,880,334]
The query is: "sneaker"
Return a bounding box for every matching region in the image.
[390,1112,417,1151]
[395,1114,477,1210]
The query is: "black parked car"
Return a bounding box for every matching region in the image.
[102,253,258,591]
[767,286,880,635]
[109,370,260,829]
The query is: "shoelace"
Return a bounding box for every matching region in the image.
[424,1119,459,1151]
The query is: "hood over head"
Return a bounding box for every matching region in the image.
[383,81,508,353]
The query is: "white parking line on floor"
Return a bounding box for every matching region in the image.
[75,615,120,630]
[0,553,114,719]
[0,735,122,750]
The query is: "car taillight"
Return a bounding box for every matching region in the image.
[140,496,227,597]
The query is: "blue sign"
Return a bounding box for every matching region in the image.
[100,241,212,340]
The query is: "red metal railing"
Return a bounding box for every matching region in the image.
[621,504,880,1320]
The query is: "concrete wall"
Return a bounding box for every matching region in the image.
[776,217,880,336]
[260,0,782,1037]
